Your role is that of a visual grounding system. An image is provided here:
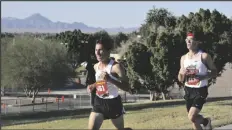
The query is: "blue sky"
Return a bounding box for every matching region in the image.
[1,1,232,28]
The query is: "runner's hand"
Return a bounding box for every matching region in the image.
[180,68,198,76]
[87,84,95,94]
[180,68,188,76]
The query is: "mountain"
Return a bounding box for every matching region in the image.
[1,13,139,34]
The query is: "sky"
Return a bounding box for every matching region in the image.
[1,1,232,28]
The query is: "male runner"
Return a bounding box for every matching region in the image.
[178,32,217,130]
[87,39,132,130]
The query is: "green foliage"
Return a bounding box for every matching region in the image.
[135,7,232,96]
[112,32,129,47]
[45,29,114,65]
[1,32,15,38]
[125,42,155,91]
[145,6,177,33]
[1,36,74,100]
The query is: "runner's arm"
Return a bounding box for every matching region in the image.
[201,53,217,79]
[178,55,186,83]
[108,64,131,92]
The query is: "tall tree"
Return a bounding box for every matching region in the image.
[125,41,157,100]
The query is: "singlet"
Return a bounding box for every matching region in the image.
[183,51,208,88]
[95,59,119,99]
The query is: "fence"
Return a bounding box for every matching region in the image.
[3,86,228,116]
[1,93,143,116]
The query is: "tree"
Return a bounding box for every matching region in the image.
[176,8,232,86]
[147,31,180,100]
[65,29,84,69]
[125,42,157,100]
[1,37,15,95]
[1,37,74,103]
[139,7,179,100]
[113,32,129,48]
[49,29,86,69]
[144,6,176,34]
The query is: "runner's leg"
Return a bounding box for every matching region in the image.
[88,112,104,130]
[111,115,124,130]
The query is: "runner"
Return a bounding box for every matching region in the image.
[178,32,217,130]
[87,39,132,130]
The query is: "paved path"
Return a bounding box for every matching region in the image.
[214,124,232,129]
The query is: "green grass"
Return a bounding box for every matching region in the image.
[3,99,232,129]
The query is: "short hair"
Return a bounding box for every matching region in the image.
[96,37,113,51]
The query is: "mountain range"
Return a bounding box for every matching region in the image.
[1,13,139,34]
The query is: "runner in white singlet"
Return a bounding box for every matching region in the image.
[87,39,132,130]
[178,32,217,130]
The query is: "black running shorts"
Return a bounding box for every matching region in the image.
[184,86,208,112]
[92,95,124,120]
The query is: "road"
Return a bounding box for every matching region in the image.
[214,124,232,129]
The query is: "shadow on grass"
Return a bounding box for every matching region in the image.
[213,102,232,106]
[2,96,232,127]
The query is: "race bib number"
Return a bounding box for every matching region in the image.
[185,66,200,86]
[186,78,200,85]
[95,80,109,96]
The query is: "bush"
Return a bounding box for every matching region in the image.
[1,36,74,102]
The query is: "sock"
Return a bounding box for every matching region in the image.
[203,118,208,126]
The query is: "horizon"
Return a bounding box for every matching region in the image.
[2,1,232,28]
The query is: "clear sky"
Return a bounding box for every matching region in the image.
[1,1,232,28]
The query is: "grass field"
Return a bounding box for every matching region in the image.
[3,99,232,129]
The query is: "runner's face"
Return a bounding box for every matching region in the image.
[95,44,110,62]
[185,36,198,50]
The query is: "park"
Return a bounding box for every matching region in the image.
[1,4,232,130]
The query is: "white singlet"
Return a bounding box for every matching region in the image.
[95,59,119,99]
[183,51,208,88]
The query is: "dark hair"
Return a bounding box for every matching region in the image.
[96,37,113,51]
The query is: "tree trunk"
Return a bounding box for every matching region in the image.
[149,91,155,101]
[155,92,159,100]
[32,91,36,104]
[1,87,5,96]
[31,88,40,104]
[27,89,32,98]
[161,92,166,100]
[24,87,29,97]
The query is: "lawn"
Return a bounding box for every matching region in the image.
[3,99,232,129]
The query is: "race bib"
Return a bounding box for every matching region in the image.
[185,65,201,86]
[95,80,109,96]
[186,78,200,85]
